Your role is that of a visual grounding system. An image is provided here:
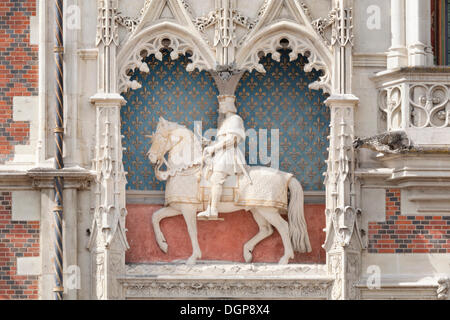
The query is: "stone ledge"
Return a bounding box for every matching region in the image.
[119,263,333,299]
[356,279,440,300]
[0,167,95,190]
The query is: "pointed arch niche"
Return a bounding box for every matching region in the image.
[235,45,330,192]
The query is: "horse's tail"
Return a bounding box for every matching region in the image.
[288,177,312,253]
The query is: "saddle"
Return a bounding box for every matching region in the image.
[199,174,239,203]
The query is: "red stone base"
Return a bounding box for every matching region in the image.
[125,204,326,264]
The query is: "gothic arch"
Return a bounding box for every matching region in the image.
[236,21,333,94]
[117,21,215,93]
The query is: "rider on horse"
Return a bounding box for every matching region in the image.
[197,95,247,219]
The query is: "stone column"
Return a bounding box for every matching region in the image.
[323,96,363,300]
[387,0,407,69]
[30,168,92,300]
[406,0,433,66]
[88,0,129,300]
[324,0,363,300]
[37,0,48,165]
[88,94,129,300]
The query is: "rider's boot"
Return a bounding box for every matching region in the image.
[198,183,222,219]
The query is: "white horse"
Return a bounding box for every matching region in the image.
[147,118,312,265]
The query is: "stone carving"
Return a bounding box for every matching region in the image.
[410,84,450,128]
[121,278,332,299]
[115,13,139,33]
[194,10,218,32]
[331,6,353,47]
[329,206,361,247]
[125,263,327,277]
[96,0,119,47]
[117,0,333,94]
[256,0,271,19]
[94,253,105,300]
[197,95,247,219]
[329,254,342,300]
[118,34,212,93]
[213,62,241,81]
[354,131,412,155]
[239,35,331,94]
[120,263,332,299]
[378,86,402,131]
[109,0,358,301]
[89,106,129,249]
[193,0,257,66]
[88,96,129,300]
[437,277,449,300]
[378,83,450,131]
[311,9,337,46]
[147,115,312,265]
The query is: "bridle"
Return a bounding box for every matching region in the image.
[149,128,184,181]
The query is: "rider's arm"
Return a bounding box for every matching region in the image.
[207,134,239,155]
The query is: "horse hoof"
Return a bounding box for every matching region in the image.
[159,241,168,254]
[243,248,253,263]
[186,256,197,265]
[278,256,291,265]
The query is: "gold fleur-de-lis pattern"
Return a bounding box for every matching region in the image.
[236,49,330,191]
[121,50,219,191]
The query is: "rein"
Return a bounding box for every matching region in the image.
[154,130,198,181]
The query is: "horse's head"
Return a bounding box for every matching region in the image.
[147,117,171,165]
[147,117,202,179]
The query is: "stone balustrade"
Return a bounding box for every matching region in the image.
[373,67,450,146]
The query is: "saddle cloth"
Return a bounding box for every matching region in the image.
[164,166,292,211]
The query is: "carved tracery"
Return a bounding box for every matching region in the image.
[116,0,333,95]
[237,33,332,94]
[117,26,215,93]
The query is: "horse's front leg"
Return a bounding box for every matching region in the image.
[181,205,202,265]
[152,206,181,253]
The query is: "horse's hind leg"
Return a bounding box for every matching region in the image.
[181,205,202,265]
[257,208,294,265]
[243,209,274,263]
[152,206,181,253]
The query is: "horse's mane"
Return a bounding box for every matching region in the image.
[157,119,187,134]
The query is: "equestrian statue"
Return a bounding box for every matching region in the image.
[147,95,312,264]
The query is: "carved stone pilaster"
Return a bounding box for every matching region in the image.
[324,3,362,300]
[323,94,363,300]
[437,277,450,300]
[331,0,354,94]
[89,0,129,300]
[96,0,120,94]
[88,94,129,300]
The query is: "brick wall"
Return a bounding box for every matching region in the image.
[0,0,38,163]
[368,189,450,254]
[0,192,39,299]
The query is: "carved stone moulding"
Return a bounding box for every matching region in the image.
[356,277,447,300]
[119,263,333,299]
[26,167,94,190]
